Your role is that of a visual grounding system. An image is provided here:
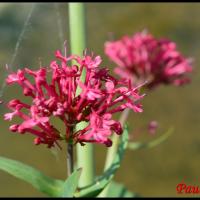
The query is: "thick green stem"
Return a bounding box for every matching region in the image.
[68,3,95,187]
[76,123,95,187]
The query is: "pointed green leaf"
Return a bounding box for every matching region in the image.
[0,156,64,197]
[75,125,129,197]
[107,181,139,197]
[61,168,82,197]
[128,126,174,151]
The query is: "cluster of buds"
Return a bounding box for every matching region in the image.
[105,30,193,89]
[4,50,144,148]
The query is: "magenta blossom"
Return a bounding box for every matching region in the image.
[4,50,144,148]
[148,120,158,135]
[105,30,193,89]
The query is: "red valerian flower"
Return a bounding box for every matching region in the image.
[4,50,144,148]
[148,120,158,135]
[104,30,193,89]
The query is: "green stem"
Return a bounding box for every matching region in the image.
[67,143,73,176]
[68,3,95,187]
[67,126,74,177]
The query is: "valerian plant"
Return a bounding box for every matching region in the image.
[105,30,192,89]
[4,50,144,148]
[104,30,193,134]
[0,3,193,198]
[101,30,193,197]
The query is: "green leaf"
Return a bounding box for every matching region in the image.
[107,181,139,197]
[0,156,64,197]
[75,125,129,197]
[128,126,174,151]
[61,168,82,197]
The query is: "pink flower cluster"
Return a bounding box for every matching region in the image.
[4,50,144,148]
[105,31,193,89]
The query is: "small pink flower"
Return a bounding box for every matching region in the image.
[4,112,17,121]
[4,50,144,148]
[9,124,19,132]
[18,117,49,133]
[148,120,158,135]
[105,30,193,89]
[6,70,25,84]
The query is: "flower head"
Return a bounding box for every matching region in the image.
[105,30,193,89]
[148,120,158,135]
[4,50,144,148]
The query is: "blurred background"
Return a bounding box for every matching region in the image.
[0,3,200,197]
